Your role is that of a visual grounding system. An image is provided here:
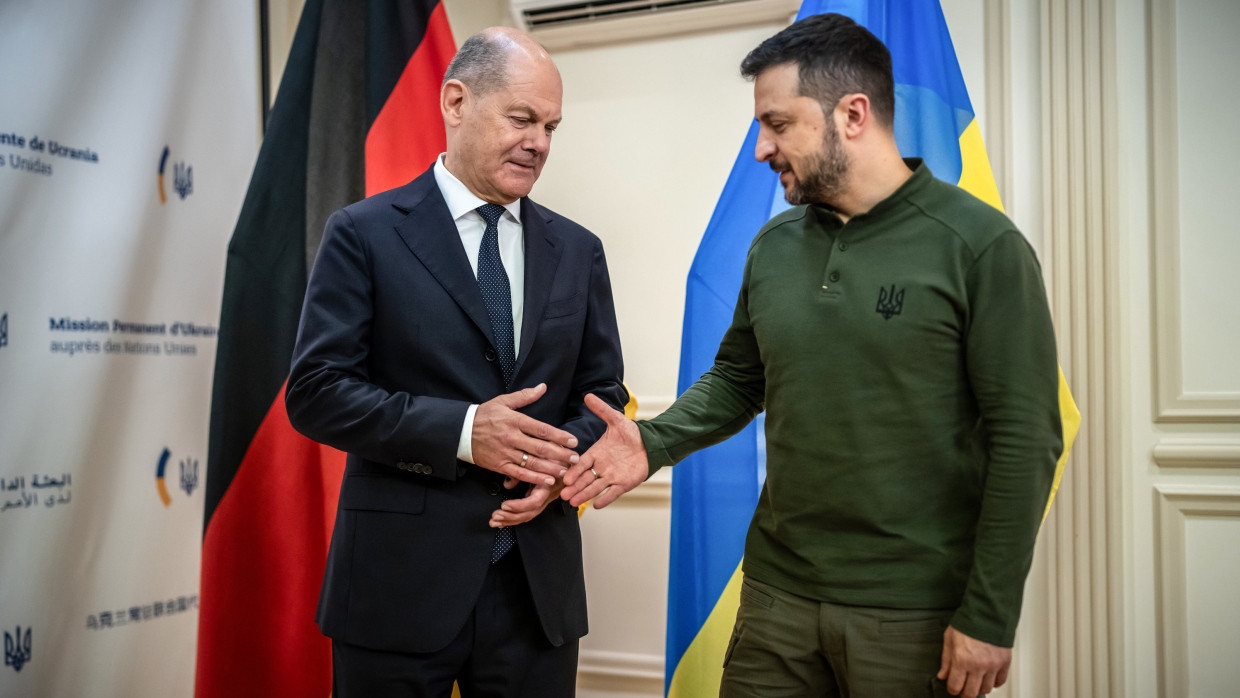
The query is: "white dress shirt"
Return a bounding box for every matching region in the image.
[432,155,525,465]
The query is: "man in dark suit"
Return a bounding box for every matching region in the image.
[286,27,627,697]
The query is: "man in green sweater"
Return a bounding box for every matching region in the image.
[555,13,1062,698]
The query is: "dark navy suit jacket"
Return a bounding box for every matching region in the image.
[286,168,627,653]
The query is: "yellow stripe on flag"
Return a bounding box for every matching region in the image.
[1045,367,1080,524]
[957,119,1004,213]
[667,563,744,697]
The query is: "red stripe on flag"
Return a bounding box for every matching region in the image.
[195,384,345,697]
[364,2,456,196]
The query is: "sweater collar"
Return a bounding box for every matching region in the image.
[811,158,930,226]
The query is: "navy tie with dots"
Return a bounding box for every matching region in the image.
[476,203,516,562]
[476,204,516,387]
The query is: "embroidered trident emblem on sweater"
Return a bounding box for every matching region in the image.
[876,285,904,320]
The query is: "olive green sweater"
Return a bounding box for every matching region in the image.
[638,162,1062,647]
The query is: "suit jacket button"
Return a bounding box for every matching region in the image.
[484,348,497,362]
[418,464,430,475]
[487,483,500,496]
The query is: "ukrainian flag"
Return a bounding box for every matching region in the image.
[664,1,1081,695]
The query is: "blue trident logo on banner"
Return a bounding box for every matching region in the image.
[174,161,193,199]
[180,458,199,496]
[4,626,31,672]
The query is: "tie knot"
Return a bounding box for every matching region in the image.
[477,203,506,227]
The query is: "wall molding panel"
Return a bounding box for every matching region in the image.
[1153,486,1240,698]
[577,650,665,695]
[1148,0,1240,423]
[1152,439,1240,469]
[625,470,672,504]
[634,395,675,421]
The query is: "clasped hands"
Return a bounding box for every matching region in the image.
[474,383,579,529]
[480,388,648,528]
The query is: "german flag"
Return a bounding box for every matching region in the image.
[195,1,455,694]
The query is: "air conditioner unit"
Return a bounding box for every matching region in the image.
[509,0,798,51]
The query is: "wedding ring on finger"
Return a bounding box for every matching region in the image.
[521,452,529,466]
[590,467,601,479]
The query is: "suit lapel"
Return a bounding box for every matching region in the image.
[392,172,496,348]
[515,199,561,377]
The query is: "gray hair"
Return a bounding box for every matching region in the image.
[443,32,509,96]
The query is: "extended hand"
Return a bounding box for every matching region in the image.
[937,626,1011,698]
[473,383,580,487]
[560,394,648,508]
[488,477,564,528]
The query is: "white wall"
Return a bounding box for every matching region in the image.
[442,0,509,39]
[536,26,785,410]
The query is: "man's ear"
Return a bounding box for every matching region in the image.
[839,93,872,139]
[441,79,468,127]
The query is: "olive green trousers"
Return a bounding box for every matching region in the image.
[720,575,968,698]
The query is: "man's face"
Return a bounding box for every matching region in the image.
[449,52,563,204]
[753,63,849,205]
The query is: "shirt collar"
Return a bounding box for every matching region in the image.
[433,154,523,223]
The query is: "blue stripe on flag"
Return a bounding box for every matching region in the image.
[666,120,773,695]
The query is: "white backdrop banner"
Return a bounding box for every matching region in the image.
[0,1,258,695]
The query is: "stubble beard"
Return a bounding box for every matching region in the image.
[782,122,849,206]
